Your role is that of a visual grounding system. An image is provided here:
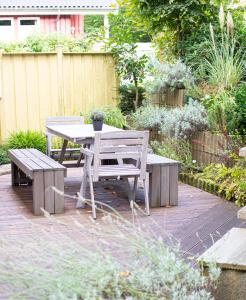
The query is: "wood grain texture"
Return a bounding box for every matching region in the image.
[0,52,118,141]
[198,228,246,270]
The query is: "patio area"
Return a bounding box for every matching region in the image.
[1,167,245,257]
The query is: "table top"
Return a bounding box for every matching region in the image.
[198,228,246,270]
[46,124,122,143]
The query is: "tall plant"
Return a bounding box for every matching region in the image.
[202,6,245,92]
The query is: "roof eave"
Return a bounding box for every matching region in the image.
[0,7,117,16]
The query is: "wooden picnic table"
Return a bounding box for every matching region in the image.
[46,124,122,164]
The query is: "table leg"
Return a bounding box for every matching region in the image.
[59,139,68,164]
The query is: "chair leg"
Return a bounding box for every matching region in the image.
[143,173,150,216]
[88,176,97,219]
[132,176,138,202]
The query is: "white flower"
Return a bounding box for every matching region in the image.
[192,160,197,164]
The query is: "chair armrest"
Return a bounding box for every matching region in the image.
[80,147,94,157]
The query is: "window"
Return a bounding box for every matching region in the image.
[20,20,36,26]
[0,20,11,26]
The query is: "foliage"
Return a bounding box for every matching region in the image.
[196,161,246,206]
[0,33,96,53]
[151,139,197,171]
[119,84,146,115]
[6,131,46,153]
[108,7,150,44]
[84,107,126,128]
[132,99,208,140]
[200,23,245,93]
[183,10,246,73]
[90,110,105,122]
[145,59,193,94]
[0,144,10,165]
[103,107,126,128]
[84,15,104,34]
[120,0,226,57]
[0,203,219,299]
[109,43,148,110]
[204,83,246,135]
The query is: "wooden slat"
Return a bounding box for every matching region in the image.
[160,166,170,206]
[54,170,65,214]
[100,139,143,146]
[147,154,179,166]
[169,165,178,206]
[100,146,143,153]
[99,153,141,160]
[44,171,55,214]
[32,172,45,215]
[150,165,161,207]
[98,130,147,139]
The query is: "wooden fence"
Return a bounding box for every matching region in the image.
[151,89,184,107]
[0,47,118,141]
[149,129,235,166]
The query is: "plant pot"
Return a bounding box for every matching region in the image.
[93,120,103,131]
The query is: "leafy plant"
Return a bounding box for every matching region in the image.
[109,43,148,110]
[0,33,96,53]
[90,110,105,122]
[6,131,46,153]
[132,99,208,140]
[119,84,146,115]
[151,139,197,171]
[103,107,126,128]
[0,144,10,165]
[145,59,194,95]
[199,8,245,93]
[84,107,126,129]
[84,15,104,34]
[195,161,246,206]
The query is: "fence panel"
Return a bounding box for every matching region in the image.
[0,51,118,141]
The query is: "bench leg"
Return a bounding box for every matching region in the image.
[44,171,55,214]
[11,162,18,186]
[33,172,45,216]
[54,170,65,214]
[169,165,178,206]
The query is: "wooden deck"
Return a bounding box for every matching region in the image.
[0,167,245,258]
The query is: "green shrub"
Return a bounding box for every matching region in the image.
[144,59,194,95]
[196,161,246,206]
[0,33,95,53]
[7,131,46,153]
[151,139,197,171]
[0,145,10,165]
[119,84,146,115]
[82,107,126,129]
[132,99,208,140]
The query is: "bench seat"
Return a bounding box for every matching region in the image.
[8,148,67,215]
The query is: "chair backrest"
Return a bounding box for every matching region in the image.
[92,130,149,181]
[46,116,84,155]
[46,116,84,127]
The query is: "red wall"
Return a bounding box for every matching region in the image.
[5,15,84,40]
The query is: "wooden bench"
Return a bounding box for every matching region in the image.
[8,149,67,216]
[147,154,180,207]
[198,227,246,300]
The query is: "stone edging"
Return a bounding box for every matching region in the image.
[0,164,11,176]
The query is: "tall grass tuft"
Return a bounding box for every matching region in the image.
[202,7,245,93]
[0,197,220,299]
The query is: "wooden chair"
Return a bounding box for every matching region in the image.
[45,116,84,160]
[76,130,150,219]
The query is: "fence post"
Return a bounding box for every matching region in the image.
[56,45,64,115]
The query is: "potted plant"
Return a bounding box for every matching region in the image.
[90,110,105,131]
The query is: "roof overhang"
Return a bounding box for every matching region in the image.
[0,8,116,15]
